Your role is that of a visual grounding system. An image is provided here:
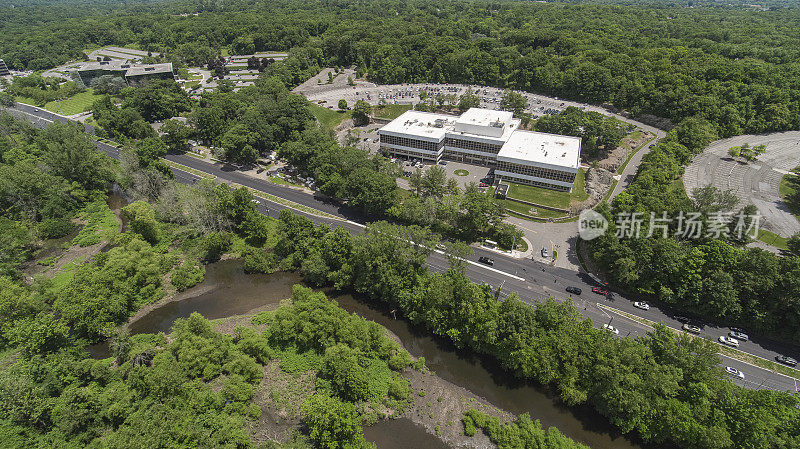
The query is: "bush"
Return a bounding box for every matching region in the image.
[37,218,73,239]
[387,377,410,400]
[170,260,205,292]
[243,248,277,274]
[201,232,231,262]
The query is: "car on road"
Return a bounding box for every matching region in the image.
[718,336,740,347]
[674,316,691,323]
[682,323,702,334]
[725,366,745,379]
[633,301,650,311]
[541,247,548,258]
[591,286,607,295]
[566,286,582,295]
[775,355,798,367]
[478,256,494,266]
[251,199,261,204]
[728,330,749,341]
[602,324,619,335]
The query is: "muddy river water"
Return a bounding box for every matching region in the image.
[122,260,645,449]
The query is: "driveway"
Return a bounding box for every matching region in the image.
[684,131,800,237]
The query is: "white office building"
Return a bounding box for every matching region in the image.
[378,108,581,191]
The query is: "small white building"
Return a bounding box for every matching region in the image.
[378,107,581,191]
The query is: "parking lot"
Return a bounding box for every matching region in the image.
[298,82,572,119]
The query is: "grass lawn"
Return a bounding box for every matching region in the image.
[779,168,800,222]
[758,229,789,250]
[503,200,567,219]
[14,96,37,106]
[269,176,305,188]
[506,168,587,209]
[572,168,588,202]
[44,89,103,115]
[372,104,412,120]
[454,169,469,176]
[309,103,351,131]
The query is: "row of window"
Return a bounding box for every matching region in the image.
[444,137,503,154]
[384,147,437,162]
[496,161,576,183]
[499,175,571,192]
[442,150,493,165]
[379,134,442,152]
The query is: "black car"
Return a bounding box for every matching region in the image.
[566,286,582,295]
[674,316,691,323]
[478,256,494,266]
[776,355,798,367]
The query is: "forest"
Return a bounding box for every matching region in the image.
[2,0,800,137]
[0,112,587,448]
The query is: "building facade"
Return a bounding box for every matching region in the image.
[378,108,581,191]
[74,61,175,86]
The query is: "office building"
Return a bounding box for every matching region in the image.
[378,107,581,191]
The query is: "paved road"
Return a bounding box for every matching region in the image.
[684,132,800,237]
[6,102,799,393]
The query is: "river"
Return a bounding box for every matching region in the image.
[121,260,646,449]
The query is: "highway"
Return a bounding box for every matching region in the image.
[5,102,799,393]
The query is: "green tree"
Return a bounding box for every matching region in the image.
[458,87,481,111]
[351,100,371,126]
[301,394,371,449]
[338,99,348,111]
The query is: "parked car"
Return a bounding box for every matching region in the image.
[682,323,702,334]
[592,287,607,295]
[478,256,494,266]
[602,324,619,335]
[566,286,582,295]
[674,316,691,323]
[725,366,745,379]
[775,355,798,366]
[541,247,548,258]
[728,330,749,341]
[479,182,489,187]
[718,336,740,347]
[438,160,448,165]
[633,301,650,311]
[251,199,261,205]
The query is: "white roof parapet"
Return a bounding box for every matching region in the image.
[453,108,514,138]
[497,130,581,172]
[377,110,455,142]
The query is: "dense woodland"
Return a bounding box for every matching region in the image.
[2,0,800,136]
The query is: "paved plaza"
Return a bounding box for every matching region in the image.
[683,131,800,237]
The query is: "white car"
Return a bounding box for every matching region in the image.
[602,324,619,335]
[725,366,745,379]
[633,302,650,311]
[251,199,261,204]
[718,336,740,347]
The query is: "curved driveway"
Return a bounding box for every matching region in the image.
[684,132,800,237]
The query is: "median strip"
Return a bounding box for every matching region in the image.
[596,303,800,381]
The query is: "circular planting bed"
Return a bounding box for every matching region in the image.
[454,169,469,176]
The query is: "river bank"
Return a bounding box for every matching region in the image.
[117,259,645,449]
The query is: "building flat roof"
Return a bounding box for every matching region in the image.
[497,130,581,170]
[455,108,513,130]
[77,61,173,78]
[378,110,455,141]
[125,63,173,77]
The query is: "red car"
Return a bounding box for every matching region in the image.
[592,287,607,295]
[479,182,489,187]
